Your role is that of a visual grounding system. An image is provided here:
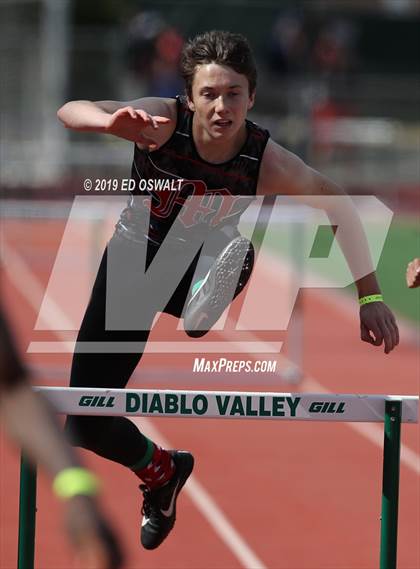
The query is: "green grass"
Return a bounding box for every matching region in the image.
[249,217,420,324]
[373,219,420,323]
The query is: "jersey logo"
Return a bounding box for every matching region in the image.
[142,180,252,229]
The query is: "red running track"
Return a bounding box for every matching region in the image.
[1,217,418,569]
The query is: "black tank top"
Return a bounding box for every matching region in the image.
[116,97,270,245]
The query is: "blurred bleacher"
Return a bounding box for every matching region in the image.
[1,0,419,214]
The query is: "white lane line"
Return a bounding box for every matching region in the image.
[6,237,418,477]
[133,418,267,569]
[2,240,75,331]
[262,250,419,346]
[3,239,267,569]
[219,324,420,477]
[303,377,420,476]
[265,252,420,474]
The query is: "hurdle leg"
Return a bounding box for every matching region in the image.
[17,453,37,569]
[380,400,402,569]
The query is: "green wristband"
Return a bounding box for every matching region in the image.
[359,294,383,306]
[53,467,100,500]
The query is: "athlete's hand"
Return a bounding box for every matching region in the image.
[65,495,123,569]
[360,302,399,354]
[106,106,171,148]
[406,258,420,288]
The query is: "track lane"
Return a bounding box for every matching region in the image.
[1,218,418,568]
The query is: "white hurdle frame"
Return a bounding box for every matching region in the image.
[17,388,418,569]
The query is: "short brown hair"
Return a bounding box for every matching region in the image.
[180,30,257,98]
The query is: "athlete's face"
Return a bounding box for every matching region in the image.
[187,63,255,140]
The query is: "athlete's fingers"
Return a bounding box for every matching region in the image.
[134,111,171,129]
[386,318,398,351]
[136,133,157,149]
[143,113,159,129]
[393,319,400,346]
[135,109,153,126]
[152,115,172,124]
[128,107,137,119]
[368,321,383,347]
[380,319,394,354]
[116,106,136,119]
[360,322,374,344]
[383,306,399,349]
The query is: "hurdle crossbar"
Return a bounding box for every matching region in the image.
[17,388,418,569]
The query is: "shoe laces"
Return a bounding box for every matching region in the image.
[140,484,157,518]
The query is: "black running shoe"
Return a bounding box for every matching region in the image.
[184,237,254,338]
[140,450,194,550]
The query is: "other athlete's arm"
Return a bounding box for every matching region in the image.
[406,258,420,288]
[258,139,399,354]
[0,382,122,568]
[57,97,176,149]
[0,309,122,568]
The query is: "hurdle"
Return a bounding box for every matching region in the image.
[17,388,418,569]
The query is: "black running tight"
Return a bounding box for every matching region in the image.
[65,227,237,467]
[65,237,154,466]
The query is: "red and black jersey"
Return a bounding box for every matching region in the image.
[116,97,270,244]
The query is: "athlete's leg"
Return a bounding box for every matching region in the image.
[65,236,154,467]
[65,234,194,550]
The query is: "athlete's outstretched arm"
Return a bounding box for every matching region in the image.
[258,140,399,354]
[57,97,176,148]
